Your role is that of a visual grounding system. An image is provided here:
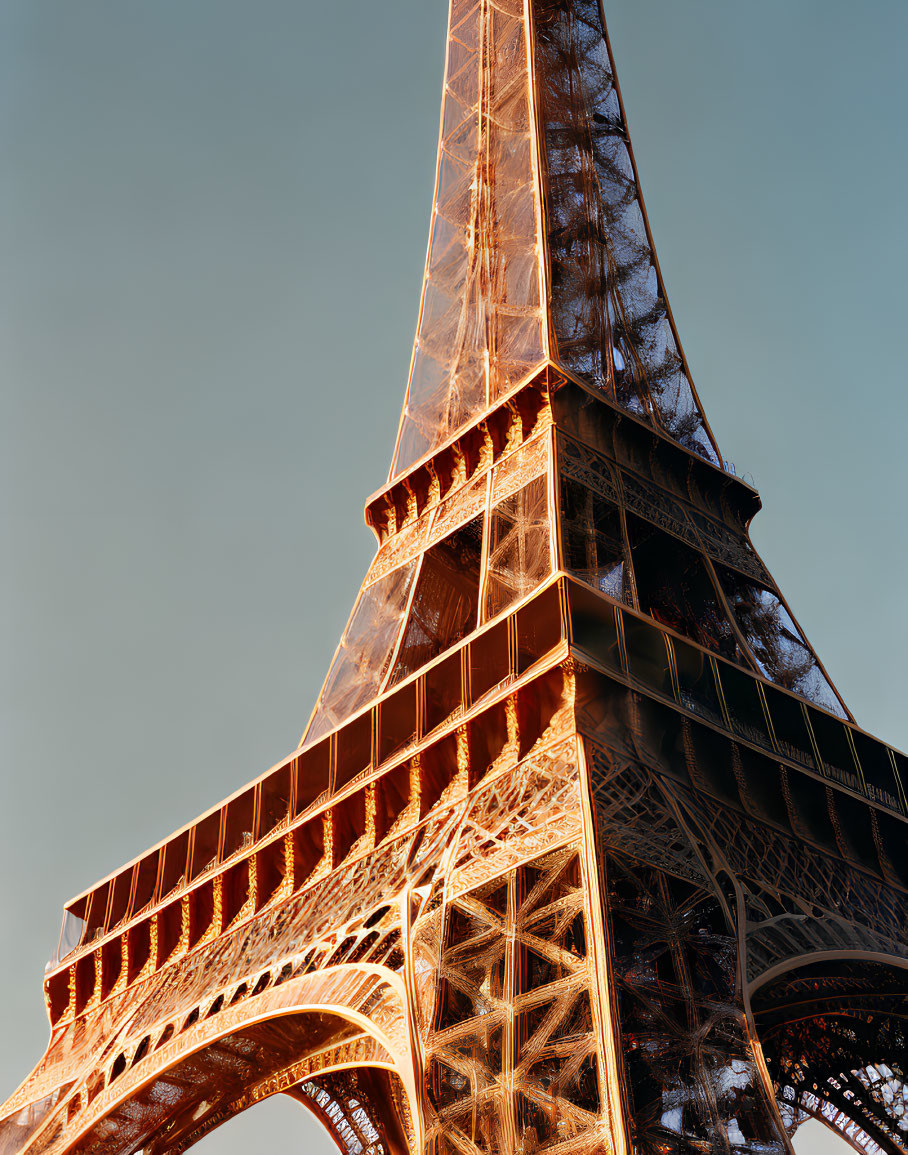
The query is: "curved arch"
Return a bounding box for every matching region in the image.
[27,965,419,1155]
[750,950,908,999]
[793,1101,887,1155]
[187,1093,330,1153]
[752,957,908,1154]
[172,1062,413,1155]
[188,1075,412,1155]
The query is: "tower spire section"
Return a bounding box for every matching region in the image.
[392,0,722,481]
[392,0,549,476]
[303,0,850,748]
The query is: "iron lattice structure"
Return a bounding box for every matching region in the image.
[3,1,907,1153]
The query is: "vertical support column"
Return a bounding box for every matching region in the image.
[586,737,792,1153]
[417,842,620,1153]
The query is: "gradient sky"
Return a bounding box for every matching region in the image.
[3,2,906,1151]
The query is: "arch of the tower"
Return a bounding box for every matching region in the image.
[751,955,908,1153]
[14,968,417,1155]
[169,1071,406,1155]
[101,1010,410,1155]
[125,1019,412,1155]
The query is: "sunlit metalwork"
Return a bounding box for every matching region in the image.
[3,0,906,1151]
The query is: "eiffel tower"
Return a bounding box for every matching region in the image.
[3,0,906,1152]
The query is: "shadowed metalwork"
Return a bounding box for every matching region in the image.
[3,0,905,1152]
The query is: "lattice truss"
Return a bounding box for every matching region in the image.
[392,0,722,478]
[391,0,548,473]
[309,403,847,748]
[588,731,908,1154]
[2,677,617,1154]
[3,0,907,1151]
[415,848,611,1154]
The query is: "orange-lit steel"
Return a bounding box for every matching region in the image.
[3,0,906,1152]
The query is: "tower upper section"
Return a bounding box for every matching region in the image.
[301,0,851,747]
[28,5,908,1059]
[391,0,721,479]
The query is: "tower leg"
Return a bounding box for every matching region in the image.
[416,845,620,1154]
[589,739,792,1154]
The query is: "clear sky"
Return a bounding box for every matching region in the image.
[3,1,904,1151]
